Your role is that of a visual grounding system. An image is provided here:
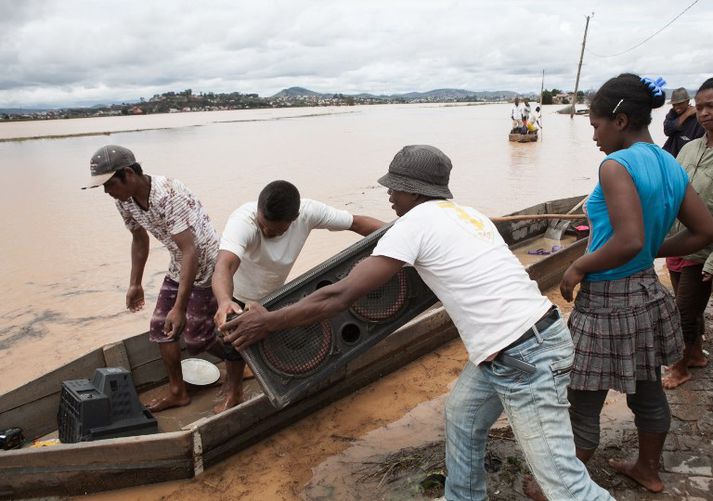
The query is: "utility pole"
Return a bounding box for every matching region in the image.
[540,69,545,105]
[571,13,593,119]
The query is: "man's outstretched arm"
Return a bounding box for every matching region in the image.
[350,215,387,236]
[222,255,404,351]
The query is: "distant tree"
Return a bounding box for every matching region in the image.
[576,90,585,104]
[551,88,563,96]
[541,89,553,105]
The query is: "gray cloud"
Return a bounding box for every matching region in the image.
[0,0,710,107]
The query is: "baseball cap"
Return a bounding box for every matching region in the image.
[82,145,136,189]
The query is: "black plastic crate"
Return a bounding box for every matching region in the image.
[57,368,158,443]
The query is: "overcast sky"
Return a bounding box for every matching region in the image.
[0,0,710,108]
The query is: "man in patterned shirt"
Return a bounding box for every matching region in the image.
[83,145,243,413]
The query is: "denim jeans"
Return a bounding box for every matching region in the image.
[444,317,613,501]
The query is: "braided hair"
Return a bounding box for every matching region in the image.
[589,73,666,130]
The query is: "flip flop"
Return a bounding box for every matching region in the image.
[527,248,551,255]
[551,245,562,253]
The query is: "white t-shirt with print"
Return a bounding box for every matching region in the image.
[220,199,353,303]
[372,200,551,366]
[116,175,219,288]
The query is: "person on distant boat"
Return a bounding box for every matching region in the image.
[82,145,244,414]
[211,180,384,409]
[662,78,713,390]
[557,74,713,495]
[220,145,614,501]
[526,105,541,134]
[522,98,531,128]
[662,87,704,158]
[510,96,526,133]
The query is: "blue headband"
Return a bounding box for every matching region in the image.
[641,76,667,98]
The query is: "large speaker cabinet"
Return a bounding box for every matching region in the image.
[241,224,438,408]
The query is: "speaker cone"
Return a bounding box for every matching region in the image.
[350,261,408,322]
[260,304,333,377]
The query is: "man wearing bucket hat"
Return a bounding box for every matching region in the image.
[221,145,613,500]
[83,145,245,414]
[663,87,704,157]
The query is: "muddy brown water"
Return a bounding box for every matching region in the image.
[0,103,668,499]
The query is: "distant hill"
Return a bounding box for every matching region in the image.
[271,87,325,98]
[271,87,523,101]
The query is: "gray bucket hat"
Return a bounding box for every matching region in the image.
[378,145,453,199]
[670,87,690,105]
[82,145,136,189]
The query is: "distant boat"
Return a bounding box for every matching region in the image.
[509,131,538,142]
[557,105,589,115]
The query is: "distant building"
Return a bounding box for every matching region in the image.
[129,106,144,115]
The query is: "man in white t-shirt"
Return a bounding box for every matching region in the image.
[511,97,526,132]
[220,146,613,501]
[83,145,244,414]
[211,180,384,407]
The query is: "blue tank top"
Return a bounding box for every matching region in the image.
[585,142,688,281]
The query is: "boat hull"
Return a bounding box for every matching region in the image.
[509,132,538,142]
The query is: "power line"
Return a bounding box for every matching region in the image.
[587,0,703,58]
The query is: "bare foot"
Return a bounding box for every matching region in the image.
[522,474,547,501]
[213,391,242,414]
[662,362,691,389]
[608,458,664,493]
[688,354,708,368]
[146,392,190,413]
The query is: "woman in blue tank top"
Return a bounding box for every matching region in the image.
[559,73,713,494]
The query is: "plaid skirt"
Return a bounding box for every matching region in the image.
[568,267,683,394]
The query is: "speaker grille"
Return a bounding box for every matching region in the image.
[350,265,408,322]
[260,307,333,377]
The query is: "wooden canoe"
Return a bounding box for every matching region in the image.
[0,195,586,499]
[508,132,538,142]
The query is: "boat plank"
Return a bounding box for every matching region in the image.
[0,431,193,498]
[527,239,586,291]
[103,341,131,370]
[0,392,60,442]
[123,331,161,368]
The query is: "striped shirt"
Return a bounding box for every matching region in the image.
[116,175,219,287]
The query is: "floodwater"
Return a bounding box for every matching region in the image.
[0,102,667,394]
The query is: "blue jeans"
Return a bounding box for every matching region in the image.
[444,317,614,501]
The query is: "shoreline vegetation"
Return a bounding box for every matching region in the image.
[0,110,361,143]
[1,86,581,123]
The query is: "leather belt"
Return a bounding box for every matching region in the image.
[501,305,559,353]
